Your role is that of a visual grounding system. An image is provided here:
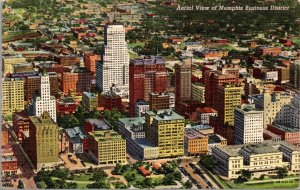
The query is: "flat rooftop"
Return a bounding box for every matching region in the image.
[216,140,300,157]
[65,127,87,140]
[86,119,111,130]
[83,92,97,99]
[208,134,226,144]
[119,117,145,127]
[185,128,206,139]
[272,123,300,133]
[242,144,280,155]
[134,138,157,149]
[89,130,123,142]
[130,56,165,65]
[147,109,184,121]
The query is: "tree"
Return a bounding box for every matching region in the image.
[87,181,110,189]
[66,182,77,189]
[184,180,193,189]
[103,108,123,131]
[143,178,154,188]
[17,180,24,189]
[276,167,288,178]
[162,173,176,185]
[234,176,248,184]
[88,166,93,173]
[112,163,123,175]
[92,170,108,182]
[113,182,127,189]
[241,169,251,179]
[173,171,182,181]
[199,155,215,171]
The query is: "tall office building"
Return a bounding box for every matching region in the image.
[216,84,242,125]
[203,65,239,108]
[27,112,59,170]
[88,130,126,165]
[175,58,192,104]
[31,71,57,122]
[290,60,300,89]
[96,24,129,98]
[2,78,24,115]
[129,56,167,116]
[146,109,185,158]
[11,71,59,101]
[250,89,292,128]
[234,104,264,144]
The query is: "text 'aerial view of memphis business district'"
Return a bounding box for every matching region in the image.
[1,0,300,189]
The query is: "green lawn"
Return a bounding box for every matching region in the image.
[129,52,140,59]
[73,174,93,182]
[123,169,145,185]
[76,182,88,189]
[128,42,145,48]
[229,179,300,189]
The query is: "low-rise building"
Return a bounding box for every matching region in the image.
[208,134,227,154]
[135,100,150,117]
[98,91,123,112]
[56,97,77,115]
[82,92,98,111]
[212,141,299,179]
[263,129,282,142]
[267,124,300,146]
[184,128,208,156]
[84,119,111,133]
[118,117,159,160]
[65,127,88,154]
[196,107,218,124]
[88,131,126,165]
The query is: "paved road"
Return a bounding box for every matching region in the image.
[182,162,209,189]
[196,164,220,189]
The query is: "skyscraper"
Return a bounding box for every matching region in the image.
[175,58,192,104]
[96,24,129,98]
[27,112,59,170]
[250,89,292,128]
[234,104,264,144]
[2,78,24,115]
[129,56,168,116]
[290,60,300,89]
[32,71,57,122]
[216,84,242,125]
[145,109,185,158]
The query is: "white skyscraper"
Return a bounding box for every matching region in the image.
[32,71,57,122]
[234,104,264,144]
[96,24,129,98]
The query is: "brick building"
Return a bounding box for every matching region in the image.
[84,53,101,74]
[149,92,171,111]
[56,97,77,115]
[129,56,167,116]
[267,124,300,146]
[98,91,123,112]
[11,72,59,101]
[13,111,30,142]
[61,68,92,95]
[56,55,80,66]
[258,46,281,56]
